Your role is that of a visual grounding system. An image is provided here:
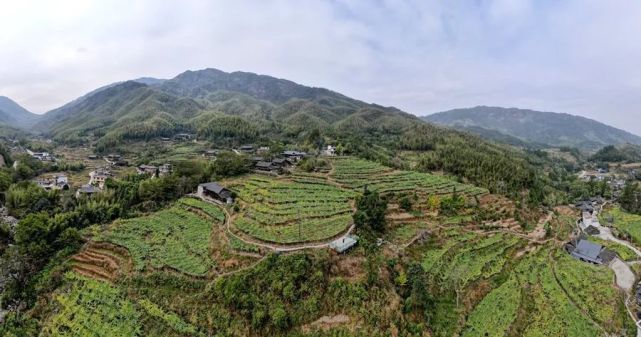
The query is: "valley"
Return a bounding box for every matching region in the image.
[1,69,641,337]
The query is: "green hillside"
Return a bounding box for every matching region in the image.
[30,69,551,200]
[424,106,641,151]
[0,96,40,129]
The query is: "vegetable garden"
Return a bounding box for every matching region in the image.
[230,176,355,243]
[330,158,487,197]
[96,198,223,276]
[41,272,204,337]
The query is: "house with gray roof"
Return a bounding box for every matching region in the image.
[197,182,233,204]
[567,238,615,265]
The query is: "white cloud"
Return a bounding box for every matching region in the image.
[0,0,640,134]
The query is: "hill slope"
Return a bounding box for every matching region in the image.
[423,106,641,151]
[34,68,421,147]
[33,68,552,199]
[0,96,39,129]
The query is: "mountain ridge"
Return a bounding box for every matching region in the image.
[423,106,641,151]
[0,95,40,129]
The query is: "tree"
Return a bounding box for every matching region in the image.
[439,188,465,216]
[399,195,412,211]
[353,188,387,233]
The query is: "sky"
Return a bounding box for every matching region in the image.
[1,0,641,134]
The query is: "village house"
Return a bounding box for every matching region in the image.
[239,145,255,153]
[75,184,99,198]
[89,168,112,189]
[137,164,158,176]
[137,163,171,177]
[283,150,306,161]
[35,174,69,190]
[27,149,54,162]
[324,145,336,156]
[159,163,171,176]
[565,238,615,265]
[272,158,291,168]
[197,182,234,204]
[257,146,270,154]
[255,161,279,172]
[202,149,220,158]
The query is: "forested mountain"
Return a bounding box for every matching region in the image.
[34,68,421,148]
[29,68,566,201]
[0,96,39,129]
[423,106,641,151]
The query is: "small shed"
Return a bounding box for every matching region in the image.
[329,235,358,253]
[198,182,233,204]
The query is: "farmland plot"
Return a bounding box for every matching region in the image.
[330,158,487,197]
[231,176,355,243]
[41,273,142,337]
[41,273,203,337]
[96,198,222,276]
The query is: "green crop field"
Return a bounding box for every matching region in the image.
[459,247,618,337]
[41,272,203,337]
[414,226,632,337]
[41,273,142,337]
[426,232,521,287]
[230,176,355,243]
[330,158,487,197]
[177,197,226,222]
[600,205,641,247]
[96,198,221,276]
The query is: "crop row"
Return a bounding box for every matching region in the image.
[96,206,214,276]
[235,213,352,244]
[177,197,225,223]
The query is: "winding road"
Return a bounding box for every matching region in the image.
[580,200,641,335]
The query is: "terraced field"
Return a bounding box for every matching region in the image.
[41,272,203,337]
[423,230,522,287]
[41,273,142,337]
[96,198,224,276]
[458,246,630,337]
[330,158,487,197]
[230,176,355,243]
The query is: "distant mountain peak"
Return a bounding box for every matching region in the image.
[0,95,39,128]
[423,106,641,151]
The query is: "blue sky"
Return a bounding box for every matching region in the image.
[1,0,640,134]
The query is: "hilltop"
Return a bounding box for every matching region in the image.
[0,96,39,129]
[423,106,641,151]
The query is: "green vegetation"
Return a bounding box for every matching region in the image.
[232,176,354,243]
[41,273,142,336]
[461,276,521,337]
[177,197,225,222]
[589,237,638,261]
[600,205,641,246]
[331,158,487,197]
[97,199,220,276]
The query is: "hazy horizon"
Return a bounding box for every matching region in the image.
[1,1,640,134]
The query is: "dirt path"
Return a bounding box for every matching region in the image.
[215,198,356,253]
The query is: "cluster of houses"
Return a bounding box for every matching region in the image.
[251,151,307,174]
[35,174,69,190]
[26,149,54,162]
[567,197,616,265]
[136,163,172,178]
